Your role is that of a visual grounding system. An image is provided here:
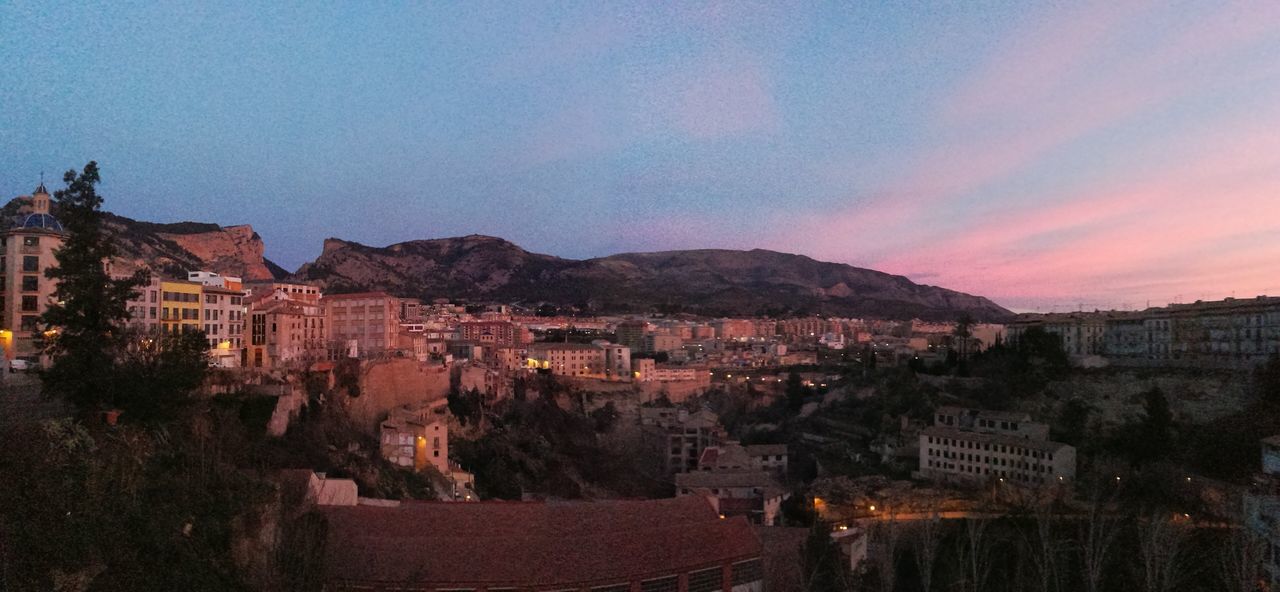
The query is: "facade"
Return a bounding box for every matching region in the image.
[380,405,449,475]
[188,272,247,367]
[160,279,203,334]
[675,470,787,526]
[458,320,531,349]
[615,319,648,352]
[324,292,402,355]
[245,296,327,369]
[641,407,726,473]
[526,341,633,379]
[1008,296,1280,368]
[0,184,65,361]
[123,273,163,334]
[699,442,789,477]
[917,406,1075,487]
[319,496,764,592]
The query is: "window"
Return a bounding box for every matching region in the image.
[23,236,39,247]
[21,276,37,292]
[732,559,764,585]
[641,575,679,592]
[20,315,39,331]
[21,296,38,311]
[22,256,38,272]
[688,567,724,592]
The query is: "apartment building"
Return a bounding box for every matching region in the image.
[324,292,401,355]
[457,320,531,349]
[379,404,449,475]
[160,280,203,334]
[0,183,65,361]
[1009,296,1280,368]
[245,295,327,369]
[614,319,648,352]
[918,406,1075,487]
[123,273,163,334]
[698,442,789,477]
[641,407,726,473]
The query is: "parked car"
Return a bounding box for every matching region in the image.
[8,359,30,373]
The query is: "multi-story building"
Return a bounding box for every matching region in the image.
[918,406,1075,487]
[0,183,65,361]
[379,403,449,475]
[713,319,756,341]
[1010,296,1280,369]
[160,279,203,334]
[324,292,402,355]
[525,341,630,380]
[675,470,787,526]
[123,273,163,334]
[614,320,648,352]
[457,320,531,349]
[186,271,247,367]
[245,293,327,369]
[645,333,683,353]
[641,407,726,473]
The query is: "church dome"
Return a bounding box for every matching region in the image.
[20,213,63,232]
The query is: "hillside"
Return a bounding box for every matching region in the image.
[294,236,1012,321]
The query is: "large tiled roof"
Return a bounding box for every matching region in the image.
[320,496,761,589]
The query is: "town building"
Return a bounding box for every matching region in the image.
[245,294,327,369]
[917,406,1075,487]
[319,496,764,592]
[380,404,449,475]
[324,292,402,356]
[159,279,203,334]
[188,271,247,367]
[1009,296,1280,369]
[698,442,789,477]
[641,407,726,473]
[123,273,163,334]
[615,319,648,352]
[675,470,787,526]
[458,319,531,349]
[0,183,65,361]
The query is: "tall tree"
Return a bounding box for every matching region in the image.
[787,370,806,411]
[40,162,146,411]
[801,522,851,592]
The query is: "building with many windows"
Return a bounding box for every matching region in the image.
[0,183,65,361]
[917,406,1075,487]
[160,279,203,334]
[323,292,401,355]
[245,294,327,369]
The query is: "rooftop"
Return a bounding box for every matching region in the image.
[320,496,760,588]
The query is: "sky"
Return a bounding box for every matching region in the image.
[2,1,1278,312]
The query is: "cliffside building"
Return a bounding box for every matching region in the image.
[918,406,1075,487]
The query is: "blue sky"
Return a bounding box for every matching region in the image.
[3,1,1278,311]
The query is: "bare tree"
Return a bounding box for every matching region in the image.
[1078,486,1120,592]
[873,515,901,592]
[953,518,994,592]
[1020,502,1061,592]
[1218,521,1263,592]
[912,508,942,592]
[1136,511,1187,592]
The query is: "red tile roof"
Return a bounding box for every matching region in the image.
[320,497,761,589]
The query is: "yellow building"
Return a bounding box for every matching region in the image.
[160,279,202,334]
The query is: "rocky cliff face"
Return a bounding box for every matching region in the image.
[295,236,1013,321]
[104,214,280,281]
[3,196,281,281]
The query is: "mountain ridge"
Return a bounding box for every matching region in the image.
[2,196,1012,320]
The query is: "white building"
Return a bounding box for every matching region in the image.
[917,406,1075,487]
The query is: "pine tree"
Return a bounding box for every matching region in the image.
[41,162,146,411]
